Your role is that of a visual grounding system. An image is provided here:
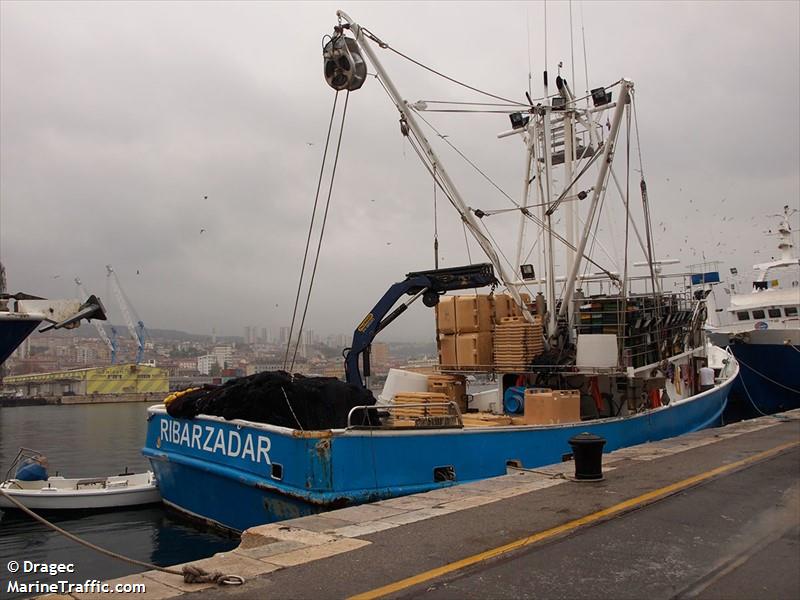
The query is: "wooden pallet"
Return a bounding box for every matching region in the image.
[392,392,450,417]
[461,413,514,427]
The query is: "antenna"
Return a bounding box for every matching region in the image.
[580,1,590,106]
[569,0,576,89]
[526,7,533,99]
[543,0,549,87]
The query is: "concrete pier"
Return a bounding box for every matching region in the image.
[61,410,800,599]
[0,392,163,407]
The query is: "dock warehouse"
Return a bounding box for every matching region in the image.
[2,364,168,397]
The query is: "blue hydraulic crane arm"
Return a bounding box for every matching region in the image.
[344,263,497,388]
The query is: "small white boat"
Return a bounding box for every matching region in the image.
[0,449,161,510]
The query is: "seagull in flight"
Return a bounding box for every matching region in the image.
[200,228,206,234]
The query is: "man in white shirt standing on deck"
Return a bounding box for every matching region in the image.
[699,364,715,393]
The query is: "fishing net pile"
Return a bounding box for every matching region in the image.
[164,371,378,429]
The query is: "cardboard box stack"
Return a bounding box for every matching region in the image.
[522,388,580,425]
[493,293,532,322]
[436,294,494,369]
[436,293,539,370]
[427,374,468,412]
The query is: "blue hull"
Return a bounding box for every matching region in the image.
[143,375,734,533]
[726,342,800,417]
[0,320,39,364]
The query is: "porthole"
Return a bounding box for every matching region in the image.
[433,466,456,482]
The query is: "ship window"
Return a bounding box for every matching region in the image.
[736,311,750,321]
[768,308,781,318]
[270,463,283,481]
[786,307,798,317]
[752,309,766,319]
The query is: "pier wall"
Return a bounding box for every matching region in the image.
[0,392,164,407]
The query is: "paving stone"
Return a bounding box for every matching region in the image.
[379,509,444,526]
[243,524,338,547]
[327,503,406,522]
[437,494,497,511]
[456,478,516,493]
[234,539,307,560]
[330,520,398,538]
[263,538,371,567]
[375,495,441,510]
[190,552,279,579]
[414,487,476,501]
[142,567,215,593]
[280,514,356,532]
[237,534,280,550]
[70,574,182,599]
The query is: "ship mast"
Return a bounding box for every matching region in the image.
[335,10,534,323]
[557,80,633,322]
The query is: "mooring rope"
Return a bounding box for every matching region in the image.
[0,487,244,586]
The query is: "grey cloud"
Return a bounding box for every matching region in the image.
[1,1,798,341]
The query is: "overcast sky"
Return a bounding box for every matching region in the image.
[1,1,798,342]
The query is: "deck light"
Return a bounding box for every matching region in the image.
[591,87,612,107]
[510,112,530,129]
[520,264,536,280]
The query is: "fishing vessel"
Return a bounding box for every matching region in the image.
[707,206,800,416]
[143,11,738,533]
[0,263,107,365]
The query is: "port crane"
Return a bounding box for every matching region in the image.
[105,265,147,364]
[75,277,118,363]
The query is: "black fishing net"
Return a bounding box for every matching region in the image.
[165,370,379,429]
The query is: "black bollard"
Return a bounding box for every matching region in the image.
[568,432,606,481]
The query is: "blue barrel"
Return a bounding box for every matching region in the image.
[15,458,48,481]
[503,386,526,414]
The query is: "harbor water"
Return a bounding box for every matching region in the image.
[0,402,238,599]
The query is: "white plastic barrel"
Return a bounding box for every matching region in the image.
[378,369,430,405]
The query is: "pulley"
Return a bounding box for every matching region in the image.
[323,34,367,91]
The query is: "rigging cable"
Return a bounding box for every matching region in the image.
[290,90,352,372]
[411,106,614,278]
[375,54,619,285]
[283,91,340,370]
[405,129,518,280]
[361,27,526,106]
[412,108,519,205]
[462,220,473,265]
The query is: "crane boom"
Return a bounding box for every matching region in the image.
[75,277,117,363]
[105,265,146,363]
